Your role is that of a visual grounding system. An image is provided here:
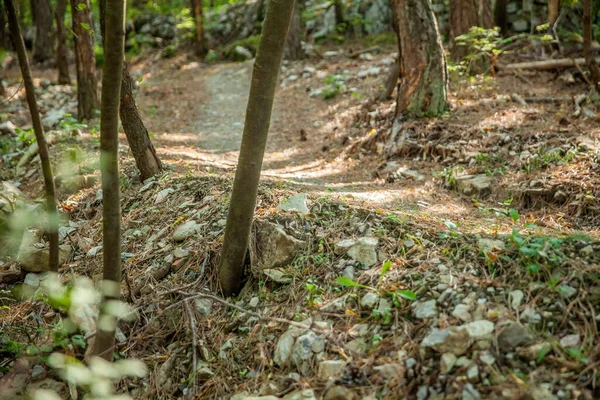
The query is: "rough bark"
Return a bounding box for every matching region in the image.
[392,0,448,118]
[583,0,600,92]
[71,0,98,121]
[219,0,295,296]
[93,0,125,362]
[286,0,304,60]
[31,0,54,63]
[190,0,206,57]
[450,0,479,62]
[548,0,560,28]
[99,0,163,181]
[6,0,59,272]
[55,0,70,84]
[494,0,508,35]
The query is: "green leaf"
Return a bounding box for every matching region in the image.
[336,276,368,289]
[80,22,92,32]
[395,290,417,301]
[76,3,87,10]
[508,208,520,222]
[381,260,392,276]
[526,264,541,274]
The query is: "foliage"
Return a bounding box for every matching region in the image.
[453,27,505,76]
[224,35,261,60]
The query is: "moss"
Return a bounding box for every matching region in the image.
[224,35,261,61]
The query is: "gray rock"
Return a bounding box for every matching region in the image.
[479,351,496,366]
[464,320,494,340]
[420,327,471,355]
[274,330,298,366]
[456,174,493,197]
[172,221,200,242]
[347,237,379,267]
[234,46,253,60]
[24,273,41,289]
[364,0,392,34]
[283,389,317,400]
[521,306,542,324]
[360,292,379,309]
[256,221,306,269]
[231,396,280,400]
[291,331,324,375]
[42,108,66,129]
[320,294,348,312]
[478,238,505,253]
[154,188,175,204]
[466,363,479,382]
[462,383,482,400]
[248,297,259,309]
[0,121,17,135]
[373,363,403,379]
[498,322,534,350]
[194,298,212,316]
[334,239,355,255]
[452,304,472,322]
[262,269,292,284]
[323,386,356,400]
[512,19,529,32]
[414,299,438,319]
[342,265,355,280]
[31,364,46,381]
[348,323,369,337]
[345,338,368,355]
[508,290,524,310]
[317,360,346,380]
[219,339,234,359]
[528,386,558,400]
[440,352,457,374]
[278,193,309,214]
[559,334,580,348]
[17,235,72,273]
[558,284,577,299]
[579,245,593,256]
[173,247,190,258]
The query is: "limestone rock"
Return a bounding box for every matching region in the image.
[497,322,534,350]
[456,174,493,197]
[317,360,346,380]
[256,221,306,269]
[414,299,438,319]
[347,237,379,267]
[278,194,309,214]
[172,221,200,242]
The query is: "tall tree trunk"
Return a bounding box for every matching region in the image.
[0,0,7,49]
[494,0,507,35]
[71,0,98,121]
[6,0,59,272]
[55,0,70,84]
[392,0,448,118]
[99,0,163,181]
[219,0,295,297]
[93,0,125,362]
[583,0,600,92]
[450,0,479,62]
[548,0,560,28]
[333,0,344,26]
[286,0,304,60]
[31,0,54,63]
[190,0,206,56]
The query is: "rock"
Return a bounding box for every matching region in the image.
[478,238,505,253]
[560,334,580,348]
[440,353,457,374]
[347,237,379,267]
[323,51,339,58]
[283,389,317,400]
[318,360,346,380]
[274,330,298,366]
[367,67,381,76]
[466,363,479,382]
[360,292,379,309]
[345,338,368,355]
[263,269,292,284]
[521,306,542,324]
[529,386,558,400]
[154,188,175,204]
[219,339,234,359]
[334,239,355,255]
[256,221,306,269]
[558,284,577,299]
[508,290,524,310]
[278,194,309,214]
[342,265,355,280]
[24,273,41,289]
[248,297,259,309]
[512,19,529,33]
[420,327,471,355]
[194,298,212,316]
[364,0,392,34]
[579,245,593,256]
[519,342,552,361]
[31,364,46,381]
[498,322,534,350]
[234,46,253,60]
[41,108,66,129]
[291,332,324,375]
[17,234,72,272]
[323,386,357,400]
[172,221,200,242]
[349,323,369,337]
[456,175,493,197]
[464,320,494,340]
[462,383,482,400]
[320,294,348,312]
[452,304,472,322]
[231,396,280,400]
[173,247,189,258]
[0,121,17,135]
[414,299,438,319]
[479,351,496,365]
[373,363,403,379]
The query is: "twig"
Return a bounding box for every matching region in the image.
[1,80,24,105]
[183,300,198,396]
[553,9,564,56]
[573,58,593,86]
[348,46,380,58]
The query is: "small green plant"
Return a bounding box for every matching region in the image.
[305,280,324,307]
[15,127,35,145]
[454,26,505,76]
[321,74,347,100]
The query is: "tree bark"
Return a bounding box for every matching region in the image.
[548,0,560,28]
[71,0,98,121]
[494,0,507,35]
[6,0,59,272]
[190,0,206,57]
[31,0,54,63]
[93,0,125,362]
[333,0,344,26]
[0,0,7,50]
[392,0,448,118]
[286,0,304,60]
[583,0,600,92]
[450,0,479,62]
[219,0,295,296]
[99,0,163,181]
[55,0,70,84]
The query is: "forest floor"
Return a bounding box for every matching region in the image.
[1,41,600,400]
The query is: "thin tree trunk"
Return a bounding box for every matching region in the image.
[190,0,206,57]
[0,0,7,49]
[99,0,163,181]
[494,0,507,35]
[450,0,479,62]
[6,0,59,272]
[71,0,98,121]
[392,0,448,118]
[31,0,54,63]
[378,60,400,100]
[55,0,70,84]
[286,0,304,60]
[219,0,295,297]
[93,0,125,362]
[583,0,600,92]
[333,0,344,26]
[548,0,560,28]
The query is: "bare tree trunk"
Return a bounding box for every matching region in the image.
[548,0,560,28]
[219,0,295,296]
[99,0,163,181]
[6,0,59,272]
[392,0,448,118]
[333,0,344,26]
[494,0,507,35]
[286,0,304,60]
[190,0,207,56]
[31,0,54,63]
[450,0,479,62]
[0,0,7,49]
[55,0,70,84]
[93,0,125,362]
[583,0,600,92]
[71,0,98,121]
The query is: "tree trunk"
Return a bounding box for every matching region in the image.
[0,0,7,49]
[99,0,163,181]
[392,0,448,118]
[548,0,560,28]
[71,0,98,121]
[494,0,507,35]
[190,0,206,57]
[219,0,295,297]
[583,0,600,92]
[450,0,479,62]
[333,0,344,26]
[31,0,54,63]
[479,0,494,29]
[93,0,125,362]
[286,0,304,60]
[6,0,59,272]
[55,0,70,84]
